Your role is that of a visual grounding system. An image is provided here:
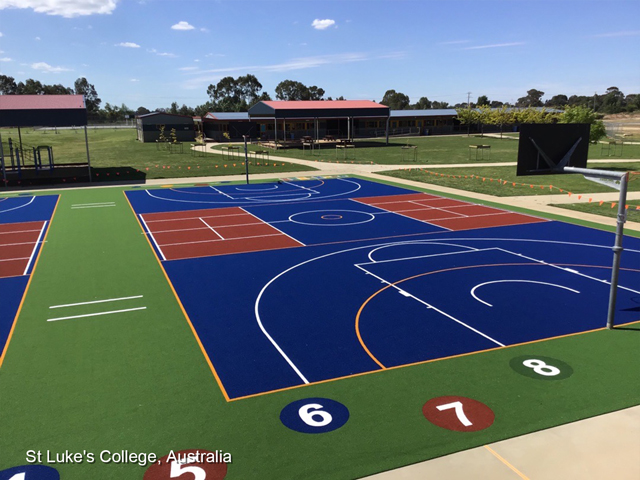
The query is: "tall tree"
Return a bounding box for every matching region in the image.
[431,101,450,109]
[516,89,544,107]
[545,94,568,108]
[0,75,18,94]
[274,80,324,101]
[380,89,410,110]
[559,105,606,142]
[17,79,45,95]
[207,74,267,111]
[136,106,151,115]
[412,96,432,109]
[476,95,490,107]
[74,77,101,115]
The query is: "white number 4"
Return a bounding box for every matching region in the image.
[170,461,206,480]
[436,401,473,427]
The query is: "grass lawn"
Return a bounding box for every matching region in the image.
[554,200,640,223]
[0,128,316,183]
[381,162,640,197]
[214,135,640,166]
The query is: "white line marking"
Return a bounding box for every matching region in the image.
[0,228,42,235]
[289,209,376,227]
[240,207,306,246]
[49,295,144,309]
[365,241,478,263]
[283,180,320,194]
[47,306,147,322]
[471,280,580,307]
[162,233,284,247]
[495,248,640,296]
[139,214,167,261]
[199,218,224,239]
[359,246,490,266]
[71,205,116,209]
[210,186,234,198]
[144,211,252,223]
[351,198,452,231]
[355,264,505,347]
[0,240,44,247]
[0,196,35,214]
[0,257,29,262]
[23,221,47,275]
[71,202,116,206]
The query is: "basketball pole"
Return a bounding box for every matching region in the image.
[564,166,629,329]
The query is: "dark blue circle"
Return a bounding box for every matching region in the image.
[0,465,60,480]
[280,397,349,434]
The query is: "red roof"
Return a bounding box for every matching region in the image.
[261,100,385,110]
[0,95,86,110]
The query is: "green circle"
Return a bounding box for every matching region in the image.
[510,355,573,380]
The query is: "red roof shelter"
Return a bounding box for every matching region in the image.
[248,100,391,143]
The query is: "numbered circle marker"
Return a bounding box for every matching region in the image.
[423,396,495,432]
[280,398,349,434]
[143,449,227,480]
[0,465,60,480]
[510,355,573,380]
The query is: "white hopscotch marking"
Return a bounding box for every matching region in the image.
[47,307,147,322]
[239,207,306,246]
[199,218,224,239]
[50,295,144,309]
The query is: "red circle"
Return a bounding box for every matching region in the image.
[422,396,495,432]
[143,449,227,480]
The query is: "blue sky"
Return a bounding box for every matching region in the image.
[0,0,638,110]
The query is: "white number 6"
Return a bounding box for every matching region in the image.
[299,403,333,427]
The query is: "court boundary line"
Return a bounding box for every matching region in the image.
[124,191,231,402]
[23,221,47,276]
[139,214,167,261]
[0,195,60,370]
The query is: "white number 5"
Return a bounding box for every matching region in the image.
[171,460,206,480]
[436,401,473,427]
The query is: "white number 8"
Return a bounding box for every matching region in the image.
[523,359,561,376]
[299,403,333,427]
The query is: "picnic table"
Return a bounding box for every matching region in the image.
[468,144,491,160]
[251,149,270,161]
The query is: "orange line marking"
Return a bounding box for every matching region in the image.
[0,195,60,369]
[123,192,231,402]
[484,445,530,480]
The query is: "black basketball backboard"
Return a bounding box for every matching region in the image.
[516,124,590,176]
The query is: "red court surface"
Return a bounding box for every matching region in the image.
[356,193,547,231]
[0,221,46,278]
[140,207,302,261]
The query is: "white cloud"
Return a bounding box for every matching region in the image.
[0,32,3,37]
[117,42,140,48]
[171,21,194,31]
[463,42,525,50]
[35,36,41,40]
[157,52,177,57]
[200,27,209,33]
[179,66,198,71]
[130,78,139,82]
[0,57,13,62]
[0,0,118,18]
[439,40,470,45]
[31,61,71,73]
[312,19,335,30]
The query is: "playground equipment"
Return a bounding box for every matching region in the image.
[1,137,56,186]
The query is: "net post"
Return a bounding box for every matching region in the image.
[243,135,249,185]
[606,171,629,329]
[84,125,92,183]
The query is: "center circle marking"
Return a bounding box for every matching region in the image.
[289,210,375,226]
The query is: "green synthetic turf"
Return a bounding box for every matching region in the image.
[380,162,640,197]
[212,135,640,165]
[0,179,638,479]
[0,127,316,181]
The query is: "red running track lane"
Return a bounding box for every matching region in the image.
[356,193,548,231]
[140,207,303,261]
[0,221,46,278]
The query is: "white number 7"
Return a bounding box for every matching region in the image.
[436,401,473,427]
[171,460,206,480]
